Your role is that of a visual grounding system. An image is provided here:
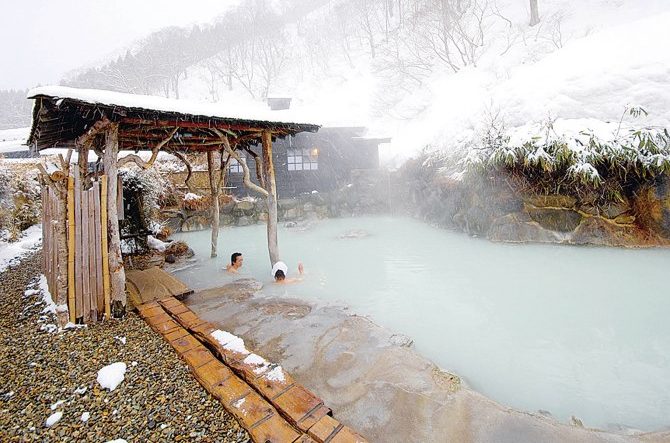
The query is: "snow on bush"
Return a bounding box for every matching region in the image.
[0,161,41,241]
[147,235,168,252]
[0,224,42,273]
[183,192,202,202]
[97,362,127,391]
[119,165,171,223]
[458,112,670,202]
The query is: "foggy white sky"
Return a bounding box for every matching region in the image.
[0,0,241,90]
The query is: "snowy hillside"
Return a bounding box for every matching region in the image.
[9,0,653,170]
[156,0,667,167]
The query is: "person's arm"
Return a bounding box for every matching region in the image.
[298,262,304,275]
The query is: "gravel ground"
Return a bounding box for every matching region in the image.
[0,251,250,442]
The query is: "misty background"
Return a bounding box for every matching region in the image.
[1,0,669,163]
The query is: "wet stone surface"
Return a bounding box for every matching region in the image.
[0,252,250,443]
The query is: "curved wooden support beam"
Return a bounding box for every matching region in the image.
[212,129,268,197]
[117,128,178,169]
[243,146,266,189]
[76,117,111,150]
[165,150,197,193]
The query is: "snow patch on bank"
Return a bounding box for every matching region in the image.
[0,225,42,273]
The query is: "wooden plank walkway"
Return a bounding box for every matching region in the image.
[126,267,194,307]
[137,297,368,443]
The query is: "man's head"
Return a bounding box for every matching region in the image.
[274,269,285,281]
[231,252,243,268]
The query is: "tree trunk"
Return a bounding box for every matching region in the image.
[529,0,540,26]
[54,183,69,326]
[207,150,220,258]
[262,131,280,266]
[102,123,126,317]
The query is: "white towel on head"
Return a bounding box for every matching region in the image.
[271,261,288,278]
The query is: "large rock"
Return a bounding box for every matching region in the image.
[601,199,632,219]
[527,207,582,232]
[488,213,562,243]
[524,194,577,209]
[234,200,255,212]
[193,278,263,302]
[570,217,663,247]
[633,179,670,238]
[453,205,493,236]
[278,198,299,210]
[236,216,254,227]
[181,215,210,232]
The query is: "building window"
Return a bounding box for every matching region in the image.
[288,148,319,171]
[229,154,246,174]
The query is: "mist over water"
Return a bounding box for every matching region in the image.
[173,216,670,431]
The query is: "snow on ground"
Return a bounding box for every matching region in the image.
[96,362,127,391]
[0,127,30,155]
[45,411,63,427]
[384,1,670,165]
[0,225,42,273]
[147,235,168,252]
[36,274,67,317]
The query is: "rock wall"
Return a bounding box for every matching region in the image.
[397,165,670,248]
[163,169,391,232]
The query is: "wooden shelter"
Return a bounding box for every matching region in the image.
[28,86,319,324]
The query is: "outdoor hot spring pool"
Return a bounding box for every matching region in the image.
[172,216,670,431]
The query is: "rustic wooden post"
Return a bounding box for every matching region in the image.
[103,123,126,317]
[66,176,76,324]
[262,131,280,266]
[207,150,220,258]
[37,164,70,326]
[48,180,68,325]
[101,175,111,319]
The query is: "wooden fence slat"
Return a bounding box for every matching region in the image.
[81,186,91,323]
[48,189,55,297]
[87,188,97,321]
[74,174,83,320]
[117,176,124,221]
[101,175,111,320]
[93,181,104,317]
[41,186,46,275]
[67,176,76,324]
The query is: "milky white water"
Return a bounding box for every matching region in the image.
[172,216,670,431]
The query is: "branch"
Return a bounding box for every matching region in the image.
[166,150,197,193]
[217,148,231,192]
[76,117,111,149]
[117,128,178,169]
[212,129,268,197]
[243,146,266,189]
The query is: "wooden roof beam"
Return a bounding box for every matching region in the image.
[120,117,314,134]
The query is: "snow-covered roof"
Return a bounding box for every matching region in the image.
[27,86,320,151]
[28,86,320,128]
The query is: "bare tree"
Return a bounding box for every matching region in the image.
[529,0,540,26]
